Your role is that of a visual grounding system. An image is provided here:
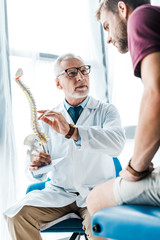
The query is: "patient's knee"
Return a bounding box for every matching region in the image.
[86,187,100,216]
[86,179,117,216]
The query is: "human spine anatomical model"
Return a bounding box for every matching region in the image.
[15,68,48,153]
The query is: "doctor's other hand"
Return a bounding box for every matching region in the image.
[29,152,51,171]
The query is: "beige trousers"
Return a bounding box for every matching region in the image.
[7,202,107,240]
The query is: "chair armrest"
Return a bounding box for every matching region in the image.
[26,177,50,194]
[113,157,122,177]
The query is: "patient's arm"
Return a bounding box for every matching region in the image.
[120,52,160,181]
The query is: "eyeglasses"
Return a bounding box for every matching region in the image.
[57,65,91,78]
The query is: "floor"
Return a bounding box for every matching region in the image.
[41,232,86,240]
[41,232,70,240]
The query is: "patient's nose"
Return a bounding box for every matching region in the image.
[107,36,112,44]
[107,32,112,44]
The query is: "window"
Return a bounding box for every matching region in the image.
[7,0,107,196]
[7,0,160,194]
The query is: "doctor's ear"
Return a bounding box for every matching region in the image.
[55,78,63,90]
[118,1,128,19]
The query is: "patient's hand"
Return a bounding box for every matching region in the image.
[119,169,143,181]
[29,152,51,171]
[120,162,154,182]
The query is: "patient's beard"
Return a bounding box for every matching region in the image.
[117,20,128,54]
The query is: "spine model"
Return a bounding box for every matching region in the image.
[15,68,48,145]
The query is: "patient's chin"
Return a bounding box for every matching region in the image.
[118,47,128,54]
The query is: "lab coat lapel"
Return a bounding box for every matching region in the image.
[54,102,74,124]
[76,96,100,124]
[54,97,100,125]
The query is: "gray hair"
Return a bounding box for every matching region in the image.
[54,53,84,77]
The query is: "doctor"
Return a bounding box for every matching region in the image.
[5,53,125,240]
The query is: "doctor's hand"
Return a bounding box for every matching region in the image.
[38,110,70,136]
[29,152,51,171]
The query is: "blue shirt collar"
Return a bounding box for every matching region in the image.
[64,96,89,111]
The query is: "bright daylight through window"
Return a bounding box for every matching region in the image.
[6,0,160,197]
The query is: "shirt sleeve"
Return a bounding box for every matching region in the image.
[74,134,81,147]
[128,5,160,78]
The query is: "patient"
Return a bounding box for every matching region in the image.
[4,53,125,240]
[86,0,160,217]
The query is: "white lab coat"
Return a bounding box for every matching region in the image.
[4,96,125,220]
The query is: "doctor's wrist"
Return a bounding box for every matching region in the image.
[71,127,79,141]
[65,124,78,141]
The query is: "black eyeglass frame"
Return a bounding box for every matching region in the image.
[56,65,91,78]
